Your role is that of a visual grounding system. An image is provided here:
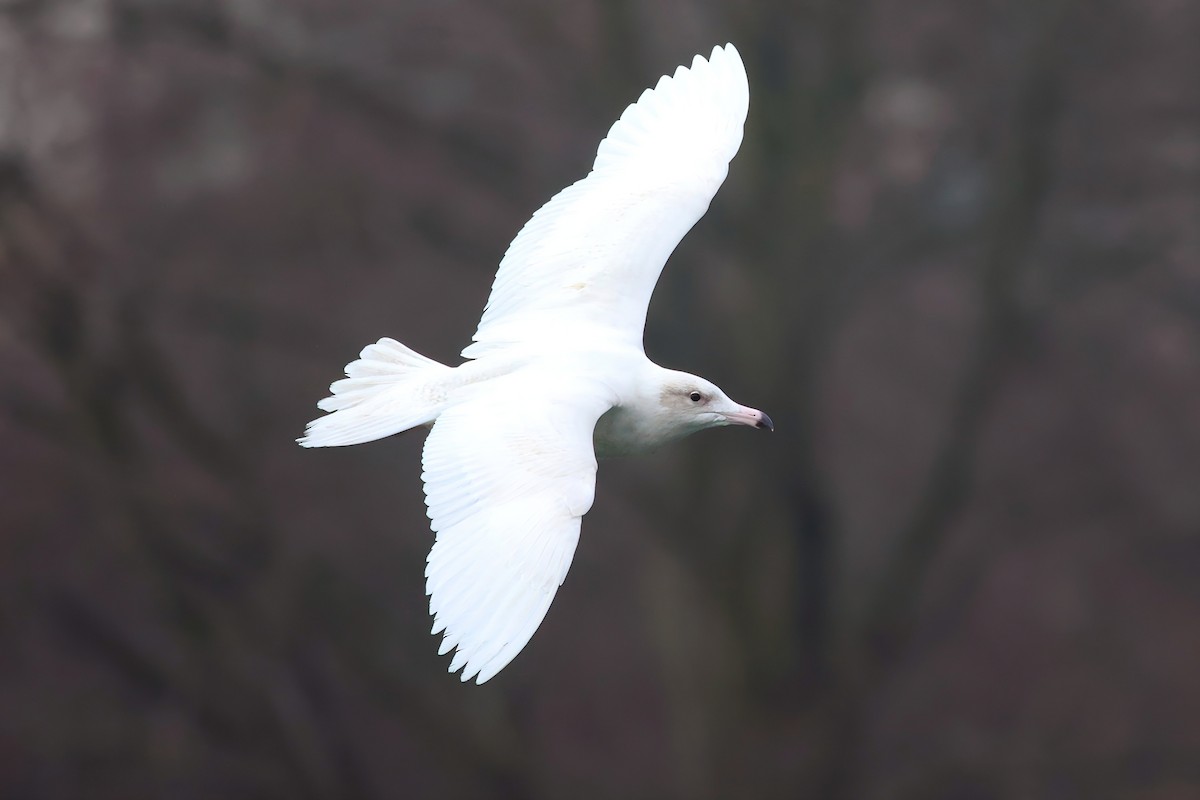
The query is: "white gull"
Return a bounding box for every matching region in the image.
[300,44,771,683]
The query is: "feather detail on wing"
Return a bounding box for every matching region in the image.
[462,43,749,359]
[420,371,613,683]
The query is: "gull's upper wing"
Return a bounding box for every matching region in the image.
[462,44,749,359]
[420,370,613,683]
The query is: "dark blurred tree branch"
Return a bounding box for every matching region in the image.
[814,3,1074,796]
[743,0,870,688]
[861,0,1070,658]
[1,120,502,800]
[108,0,423,133]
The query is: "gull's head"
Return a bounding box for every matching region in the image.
[657,371,774,437]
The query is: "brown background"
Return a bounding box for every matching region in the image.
[2,1,1198,798]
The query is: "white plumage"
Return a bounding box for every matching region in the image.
[301,44,772,684]
[464,43,750,359]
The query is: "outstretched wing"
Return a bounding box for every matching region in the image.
[420,371,613,683]
[462,44,749,359]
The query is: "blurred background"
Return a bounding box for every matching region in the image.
[2,1,1198,798]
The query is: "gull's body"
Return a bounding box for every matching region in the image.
[300,44,769,683]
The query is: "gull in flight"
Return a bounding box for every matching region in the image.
[300,44,771,683]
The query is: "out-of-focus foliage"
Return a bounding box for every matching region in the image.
[2,1,1198,798]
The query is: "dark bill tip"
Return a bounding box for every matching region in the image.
[756,411,774,432]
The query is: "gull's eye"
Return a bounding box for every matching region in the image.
[689,391,703,403]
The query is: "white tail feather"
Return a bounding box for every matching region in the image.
[298,337,453,447]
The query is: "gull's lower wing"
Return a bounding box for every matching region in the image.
[420,371,614,683]
[462,44,749,359]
